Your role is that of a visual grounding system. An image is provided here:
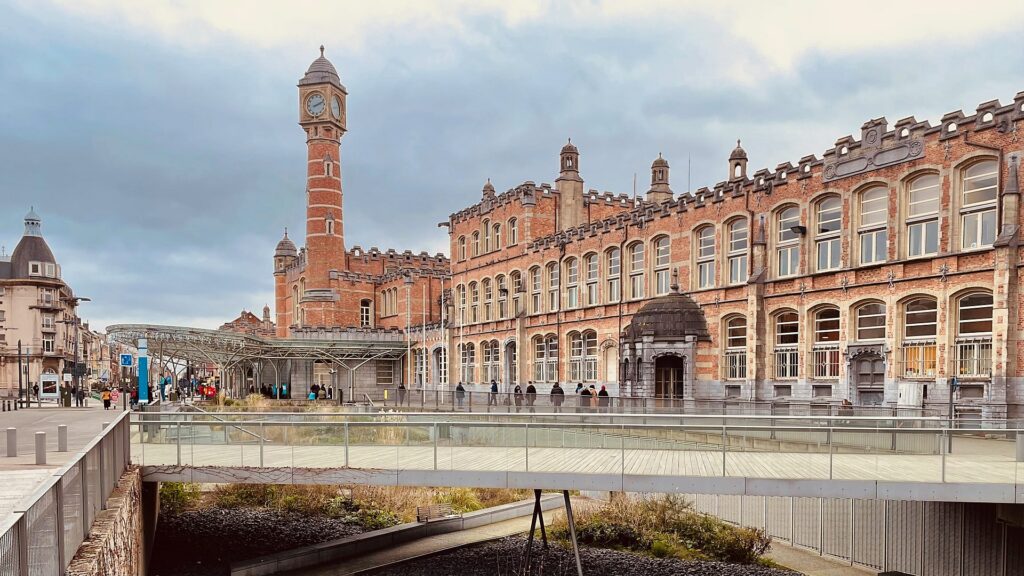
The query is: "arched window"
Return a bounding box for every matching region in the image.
[961,161,998,250]
[584,253,599,306]
[907,174,939,257]
[695,227,714,289]
[901,298,937,378]
[724,316,747,380]
[292,285,300,325]
[482,278,493,321]
[565,258,579,309]
[569,331,598,382]
[469,282,479,323]
[456,284,466,324]
[777,206,800,277]
[653,236,672,294]
[460,342,476,383]
[482,340,500,383]
[546,262,560,311]
[628,242,644,299]
[496,275,507,319]
[510,271,523,315]
[360,299,372,328]
[728,219,748,285]
[954,292,993,377]
[529,267,542,314]
[482,219,491,253]
[457,236,467,261]
[812,308,840,379]
[858,187,888,265]
[773,311,799,379]
[533,335,559,382]
[471,231,480,257]
[815,197,841,271]
[855,302,886,341]
[606,248,621,303]
[492,223,501,250]
[507,218,519,245]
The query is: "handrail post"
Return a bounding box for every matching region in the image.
[176,422,181,466]
[344,422,350,468]
[941,428,947,482]
[828,427,833,480]
[525,423,529,471]
[259,422,264,468]
[433,422,438,470]
[721,425,727,476]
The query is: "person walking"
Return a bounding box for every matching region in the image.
[488,380,498,407]
[513,384,524,413]
[598,385,610,411]
[525,382,537,412]
[327,385,334,400]
[397,382,407,406]
[580,385,593,411]
[550,382,564,413]
[455,382,466,408]
[101,387,112,410]
[75,386,86,407]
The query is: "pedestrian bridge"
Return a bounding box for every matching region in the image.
[131,412,1024,504]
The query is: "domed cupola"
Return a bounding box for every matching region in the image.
[299,45,346,90]
[729,139,748,181]
[274,229,298,258]
[9,207,57,280]
[622,271,710,343]
[646,153,673,203]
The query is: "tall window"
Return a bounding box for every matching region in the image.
[482,220,490,253]
[469,282,479,323]
[359,299,372,328]
[565,258,579,309]
[696,227,715,289]
[507,218,518,245]
[510,271,523,315]
[585,254,598,306]
[471,232,480,257]
[43,335,55,353]
[547,262,560,311]
[482,340,500,382]
[901,298,937,378]
[724,316,747,380]
[533,335,558,382]
[907,175,939,257]
[816,197,841,271]
[774,312,799,379]
[859,187,888,265]
[530,267,542,314]
[457,236,466,261]
[855,302,886,341]
[777,207,800,277]
[954,292,993,377]
[628,243,644,300]
[606,248,621,303]
[812,308,840,379]
[482,278,493,321]
[492,223,501,250]
[569,331,598,382]
[437,348,448,385]
[457,284,466,324]
[496,275,507,319]
[728,219,748,285]
[460,343,476,383]
[654,236,671,294]
[961,161,998,250]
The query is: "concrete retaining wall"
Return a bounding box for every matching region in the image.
[66,467,144,576]
[230,495,562,576]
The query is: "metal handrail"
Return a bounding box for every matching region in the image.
[362,393,375,407]
[182,403,268,441]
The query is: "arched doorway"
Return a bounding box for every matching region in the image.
[654,355,686,399]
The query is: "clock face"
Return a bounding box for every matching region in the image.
[331,96,342,120]
[305,93,325,116]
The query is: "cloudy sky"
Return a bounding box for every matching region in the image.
[2,0,1023,331]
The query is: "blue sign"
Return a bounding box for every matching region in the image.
[120,354,134,367]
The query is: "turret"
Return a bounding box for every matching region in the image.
[555,139,585,231]
[729,139,748,181]
[646,153,673,203]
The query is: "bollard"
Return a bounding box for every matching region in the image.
[35,432,46,465]
[5,428,15,458]
[58,425,68,452]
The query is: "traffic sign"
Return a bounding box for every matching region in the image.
[120,354,134,367]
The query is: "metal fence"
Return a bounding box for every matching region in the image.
[0,411,131,576]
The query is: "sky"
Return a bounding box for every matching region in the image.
[1,0,1023,331]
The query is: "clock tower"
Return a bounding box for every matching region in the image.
[298,45,348,292]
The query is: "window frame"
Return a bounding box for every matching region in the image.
[727,218,748,285]
[815,196,842,272]
[776,206,801,278]
[906,174,940,258]
[858,187,888,266]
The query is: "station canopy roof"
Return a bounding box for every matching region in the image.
[106,324,410,369]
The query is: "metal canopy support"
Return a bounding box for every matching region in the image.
[563,490,584,576]
[523,489,549,573]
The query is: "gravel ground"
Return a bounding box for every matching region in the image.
[369,537,795,576]
[151,508,364,576]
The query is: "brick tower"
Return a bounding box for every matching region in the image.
[298,46,347,325]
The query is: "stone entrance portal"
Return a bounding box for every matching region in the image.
[655,354,686,399]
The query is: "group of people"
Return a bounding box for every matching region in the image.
[248,383,291,399]
[307,383,335,401]
[446,381,611,412]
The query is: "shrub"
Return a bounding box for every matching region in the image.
[573,520,648,549]
[159,482,201,514]
[357,507,401,530]
[435,488,484,513]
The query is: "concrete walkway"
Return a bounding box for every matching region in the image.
[286,515,542,576]
[1,404,118,520]
[766,541,876,576]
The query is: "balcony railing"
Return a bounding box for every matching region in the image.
[773,348,799,379]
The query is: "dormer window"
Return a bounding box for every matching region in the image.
[44,263,55,278]
[29,262,41,276]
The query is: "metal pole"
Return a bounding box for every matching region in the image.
[17,340,23,407]
[563,490,584,576]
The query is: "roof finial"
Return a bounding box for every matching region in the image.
[670,267,680,294]
[567,137,571,144]
[736,139,741,147]
[284,227,289,238]
[320,45,325,57]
